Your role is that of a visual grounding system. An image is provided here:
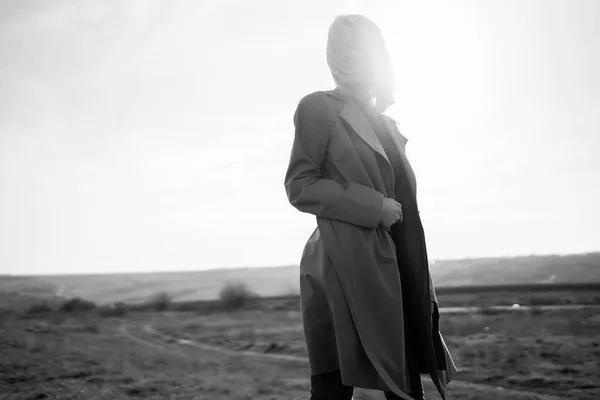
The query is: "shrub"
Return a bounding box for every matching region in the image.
[25,302,53,316]
[99,301,127,317]
[528,296,563,306]
[0,307,16,321]
[73,323,100,333]
[478,306,504,316]
[218,282,258,310]
[172,300,215,314]
[147,291,171,311]
[59,297,96,313]
[529,306,543,316]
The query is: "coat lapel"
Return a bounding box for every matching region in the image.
[340,101,391,166]
[382,117,417,198]
[331,90,415,198]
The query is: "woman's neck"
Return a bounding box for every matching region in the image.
[335,85,378,116]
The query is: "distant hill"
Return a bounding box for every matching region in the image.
[11,252,600,304]
[429,252,600,287]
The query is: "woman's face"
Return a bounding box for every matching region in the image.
[327,15,395,110]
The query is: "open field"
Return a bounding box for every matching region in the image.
[3,304,599,399]
[4,308,591,400]
[147,306,600,400]
[11,252,598,304]
[1,254,599,399]
[1,280,600,399]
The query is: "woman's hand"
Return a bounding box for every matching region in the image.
[380,198,403,228]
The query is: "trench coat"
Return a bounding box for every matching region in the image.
[284,90,457,399]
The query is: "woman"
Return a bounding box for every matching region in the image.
[284,14,457,400]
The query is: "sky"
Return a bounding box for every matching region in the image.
[1,0,599,275]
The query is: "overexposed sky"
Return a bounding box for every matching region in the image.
[1,0,599,275]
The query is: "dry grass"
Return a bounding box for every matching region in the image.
[441,309,600,395]
[150,307,600,400]
[3,309,569,400]
[0,313,312,400]
[2,275,599,399]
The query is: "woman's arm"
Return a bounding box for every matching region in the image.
[284,93,384,229]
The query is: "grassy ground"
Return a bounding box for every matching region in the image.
[1,312,301,400]
[150,307,600,400]
[3,308,587,400]
[1,278,599,399]
[441,309,600,398]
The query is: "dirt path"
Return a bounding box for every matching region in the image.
[119,322,563,400]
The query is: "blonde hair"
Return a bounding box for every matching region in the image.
[326,14,395,113]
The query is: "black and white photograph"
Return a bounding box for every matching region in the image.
[1,1,599,399]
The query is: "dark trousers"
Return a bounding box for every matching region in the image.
[309,370,424,400]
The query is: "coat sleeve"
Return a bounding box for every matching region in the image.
[284,94,385,229]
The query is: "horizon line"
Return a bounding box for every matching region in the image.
[3,250,599,277]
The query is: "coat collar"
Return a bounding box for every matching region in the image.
[325,88,408,150]
[325,89,416,197]
[339,100,391,165]
[380,116,409,148]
